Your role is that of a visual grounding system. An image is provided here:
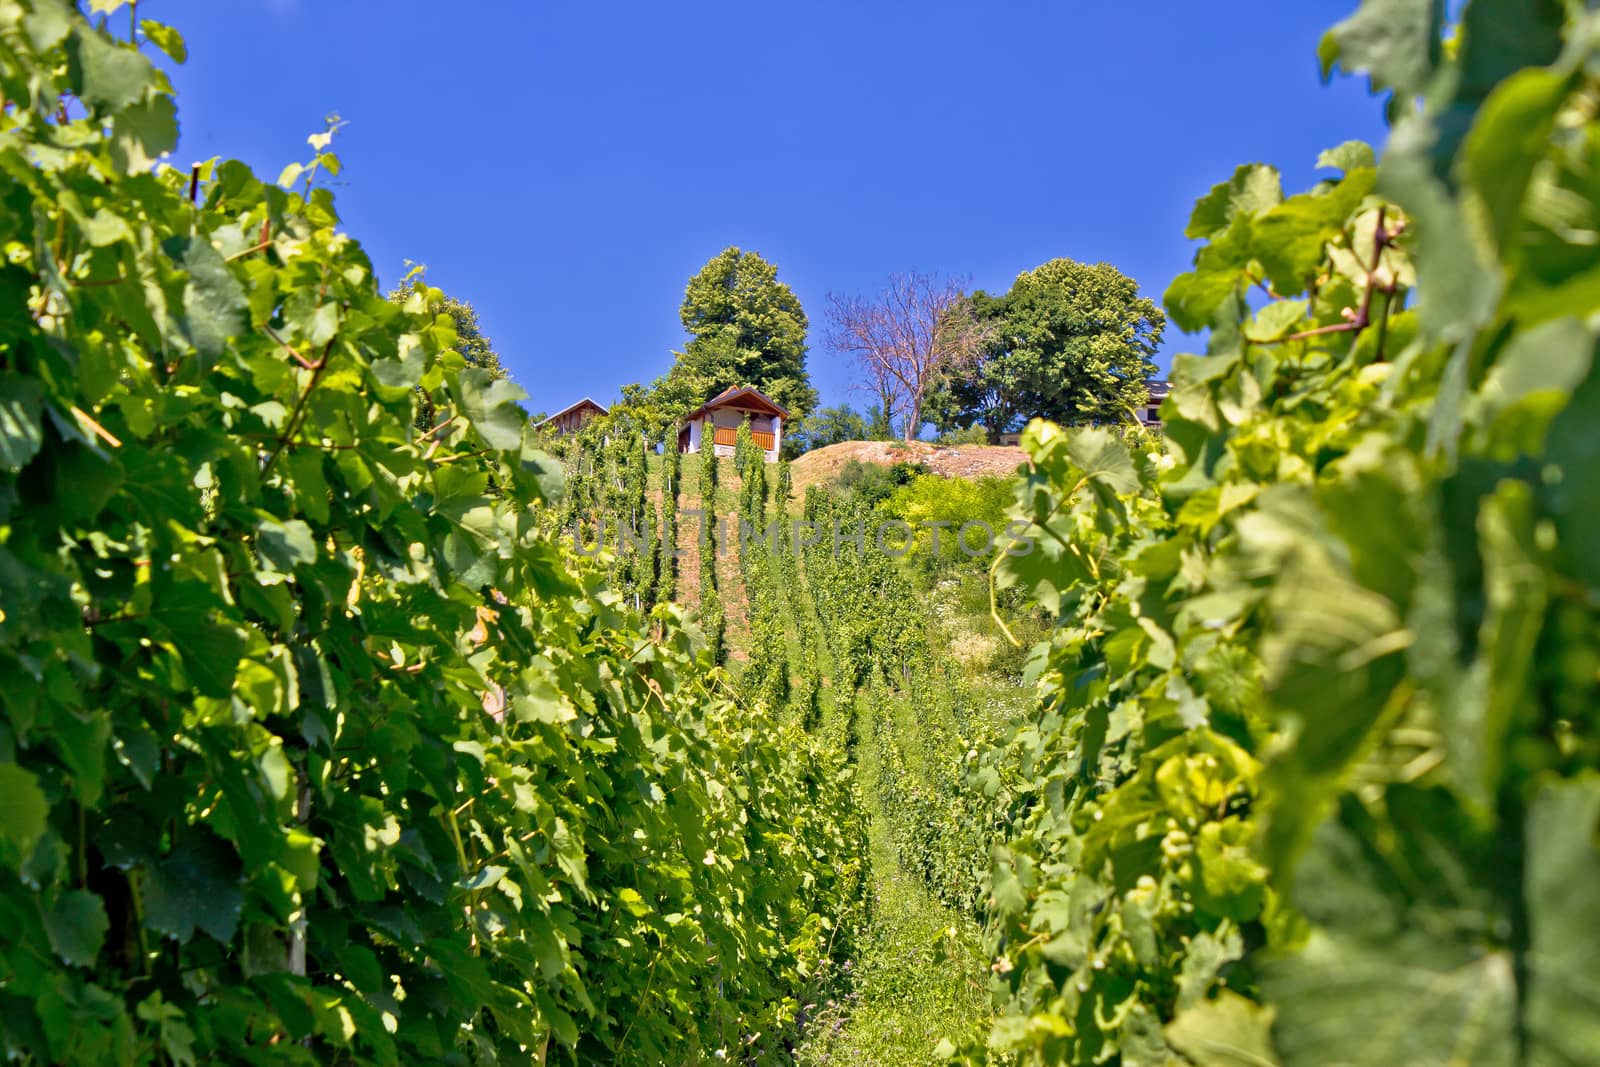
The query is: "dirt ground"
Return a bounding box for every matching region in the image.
[788,439,1027,494]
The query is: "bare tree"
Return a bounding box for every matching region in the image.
[825,272,992,441]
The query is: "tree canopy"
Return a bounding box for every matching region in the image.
[931,258,1163,441]
[658,247,818,420]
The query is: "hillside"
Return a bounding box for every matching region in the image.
[789,439,1026,493]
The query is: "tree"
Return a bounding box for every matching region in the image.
[932,259,1163,441]
[824,272,991,441]
[786,404,868,453]
[660,247,818,420]
[863,403,897,441]
[611,381,676,442]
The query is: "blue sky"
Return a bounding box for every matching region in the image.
[160,1,1387,417]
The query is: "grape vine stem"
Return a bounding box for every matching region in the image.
[261,337,336,478]
[1261,206,1401,347]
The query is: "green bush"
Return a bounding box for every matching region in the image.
[968,2,1600,1062]
[882,473,1015,572]
[934,425,989,446]
[833,458,926,509]
[0,9,860,1063]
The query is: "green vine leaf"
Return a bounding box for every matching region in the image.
[0,764,49,859]
[43,890,109,968]
[0,377,44,473]
[142,832,245,944]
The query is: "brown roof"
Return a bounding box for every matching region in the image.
[536,397,608,426]
[684,385,788,422]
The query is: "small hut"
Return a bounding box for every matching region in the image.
[677,386,785,462]
[537,397,608,435]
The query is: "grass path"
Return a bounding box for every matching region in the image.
[796,694,993,1065]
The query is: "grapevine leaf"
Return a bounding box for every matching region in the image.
[43,891,109,968]
[143,831,244,944]
[1524,777,1600,1062]
[1164,992,1278,1067]
[1245,489,1410,869]
[1471,316,1594,452]
[0,376,44,472]
[1315,141,1376,174]
[66,22,157,112]
[1176,928,1245,1010]
[139,20,187,63]
[458,368,529,451]
[370,334,425,393]
[1252,169,1375,294]
[1119,1004,1171,1065]
[54,706,111,806]
[1243,300,1307,343]
[1187,164,1282,240]
[1193,819,1266,921]
[0,763,49,858]
[1262,794,1517,1067]
[1066,428,1137,496]
[1454,0,1567,105]
[513,672,578,726]
[1463,67,1571,260]
[996,507,1091,615]
[1438,481,1544,810]
[110,92,177,174]
[1379,117,1502,342]
[519,439,565,501]
[457,865,507,892]
[1544,361,1600,589]
[152,581,247,698]
[1167,216,1256,332]
[285,450,331,525]
[135,995,197,1067]
[1320,0,1443,95]
[256,517,317,573]
[162,236,247,359]
[1249,493,1409,755]
[1165,269,1244,335]
[22,0,74,51]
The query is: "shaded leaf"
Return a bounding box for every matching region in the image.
[143,831,244,944]
[0,376,44,472]
[0,764,49,858]
[43,891,109,968]
[162,235,247,359]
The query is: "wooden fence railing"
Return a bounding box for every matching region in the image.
[710,427,776,450]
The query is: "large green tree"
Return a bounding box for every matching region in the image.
[659,247,818,419]
[931,258,1164,441]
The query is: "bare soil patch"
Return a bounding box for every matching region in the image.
[789,440,1027,494]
